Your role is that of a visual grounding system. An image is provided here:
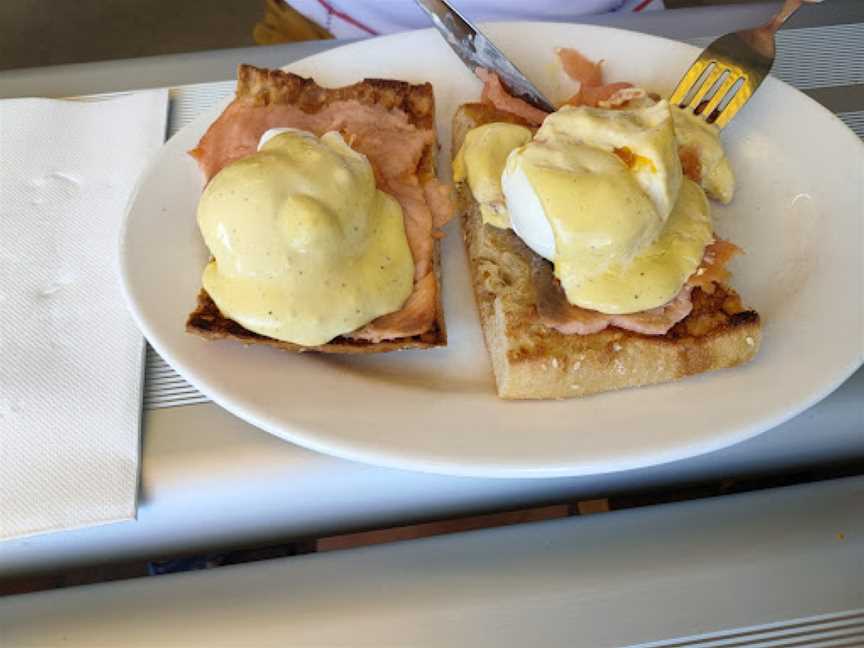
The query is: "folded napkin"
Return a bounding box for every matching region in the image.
[0,90,167,540]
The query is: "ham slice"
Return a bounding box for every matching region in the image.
[687,239,741,294]
[423,177,456,230]
[476,68,549,126]
[189,68,454,342]
[556,47,604,87]
[532,258,693,336]
[533,238,740,336]
[608,287,694,335]
[556,48,645,109]
[348,272,437,342]
[538,281,694,336]
[563,82,635,108]
[598,86,648,108]
[475,49,646,125]
[533,260,611,335]
[555,47,645,108]
[679,144,702,184]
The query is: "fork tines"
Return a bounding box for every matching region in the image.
[670,32,769,128]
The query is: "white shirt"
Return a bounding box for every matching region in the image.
[292,0,664,39]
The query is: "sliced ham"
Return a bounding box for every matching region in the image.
[687,239,741,294]
[556,48,644,109]
[608,287,694,335]
[563,82,647,109]
[476,68,549,126]
[423,177,456,230]
[556,47,604,87]
[679,144,702,184]
[475,49,646,125]
[598,86,648,108]
[348,272,437,342]
[533,236,741,337]
[556,48,653,110]
[532,257,694,336]
[533,258,611,335]
[190,101,428,182]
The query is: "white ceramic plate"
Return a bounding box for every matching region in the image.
[121,23,864,478]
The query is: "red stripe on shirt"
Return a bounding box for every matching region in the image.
[633,0,655,11]
[316,0,379,35]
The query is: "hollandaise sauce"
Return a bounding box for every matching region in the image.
[197,130,414,346]
[671,107,735,204]
[556,178,712,314]
[452,122,532,229]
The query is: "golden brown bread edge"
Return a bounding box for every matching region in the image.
[453,102,762,399]
[186,67,446,354]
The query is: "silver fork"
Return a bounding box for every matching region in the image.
[670,0,820,128]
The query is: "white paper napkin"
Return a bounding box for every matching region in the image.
[0,90,167,540]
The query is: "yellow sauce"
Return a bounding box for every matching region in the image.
[197,130,414,346]
[505,136,663,276]
[452,122,532,228]
[558,178,712,314]
[672,107,735,204]
[537,102,682,222]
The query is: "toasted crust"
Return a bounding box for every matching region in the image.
[234,65,435,131]
[186,66,446,353]
[453,103,761,399]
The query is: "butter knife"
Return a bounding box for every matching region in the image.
[414,0,556,113]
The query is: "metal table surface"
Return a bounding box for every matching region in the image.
[4,475,863,647]
[1,1,862,580]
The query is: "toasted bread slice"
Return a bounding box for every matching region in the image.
[453,103,761,399]
[186,67,446,353]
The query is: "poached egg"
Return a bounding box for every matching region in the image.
[452,122,532,229]
[197,129,414,346]
[454,98,729,315]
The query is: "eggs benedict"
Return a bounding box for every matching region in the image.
[454,99,715,315]
[451,47,760,400]
[198,130,414,347]
[186,66,451,353]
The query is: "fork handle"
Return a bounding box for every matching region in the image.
[766,0,822,36]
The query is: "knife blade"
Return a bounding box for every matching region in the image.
[414,0,556,113]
